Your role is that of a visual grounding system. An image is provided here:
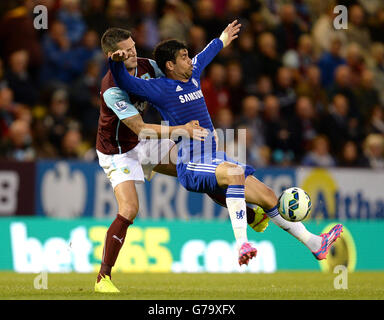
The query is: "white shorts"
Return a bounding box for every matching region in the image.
[97,139,175,189]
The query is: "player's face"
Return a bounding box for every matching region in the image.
[174,49,193,79]
[116,37,137,70]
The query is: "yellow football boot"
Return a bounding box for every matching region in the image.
[94,275,120,293]
[249,206,270,233]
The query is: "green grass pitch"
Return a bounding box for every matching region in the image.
[0,272,384,300]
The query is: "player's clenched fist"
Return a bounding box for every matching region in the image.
[111,49,128,61]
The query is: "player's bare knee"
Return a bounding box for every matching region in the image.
[217,162,245,186]
[119,205,139,221]
[263,186,278,210]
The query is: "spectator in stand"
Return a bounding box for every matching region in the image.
[223,0,247,26]
[187,25,207,58]
[193,0,224,41]
[256,32,282,79]
[262,94,293,165]
[226,124,270,168]
[368,42,384,105]
[0,119,35,161]
[274,66,297,117]
[236,95,266,149]
[274,3,304,54]
[214,108,234,135]
[235,30,259,86]
[133,0,160,51]
[320,94,358,154]
[317,36,346,89]
[56,0,86,46]
[354,69,380,122]
[43,88,78,149]
[282,33,315,78]
[0,85,19,131]
[345,4,372,58]
[363,133,384,169]
[311,3,348,56]
[368,6,384,44]
[4,50,38,107]
[159,0,192,42]
[296,64,328,113]
[247,11,271,38]
[301,135,336,167]
[345,42,366,90]
[337,140,369,168]
[328,65,358,117]
[59,127,85,159]
[31,117,58,159]
[254,75,273,101]
[40,20,81,84]
[201,63,230,119]
[366,105,384,135]
[74,29,104,74]
[83,0,109,38]
[70,59,101,143]
[106,0,133,30]
[130,21,152,59]
[0,0,42,75]
[288,95,319,162]
[226,60,247,115]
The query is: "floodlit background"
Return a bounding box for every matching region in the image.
[0,0,383,274]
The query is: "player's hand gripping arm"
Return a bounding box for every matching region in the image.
[108,53,163,105]
[123,114,208,141]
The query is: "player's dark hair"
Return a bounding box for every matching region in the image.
[153,39,188,75]
[101,28,132,56]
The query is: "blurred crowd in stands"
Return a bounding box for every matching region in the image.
[0,0,384,169]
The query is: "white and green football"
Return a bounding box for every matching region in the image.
[277,187,312,222]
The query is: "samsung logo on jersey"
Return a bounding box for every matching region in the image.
[179,90,203,103]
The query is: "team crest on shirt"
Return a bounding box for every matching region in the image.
[141,73,150,80]
[121,166,130,174]
[192,78,198,88]
[114,100,130,112]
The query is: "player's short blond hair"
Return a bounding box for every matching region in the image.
[101,28,132,56]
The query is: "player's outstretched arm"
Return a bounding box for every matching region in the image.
[192,19,241,76]
[109,53,163,105]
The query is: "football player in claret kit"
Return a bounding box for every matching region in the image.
[94,28,269,293]
[109,20,343,276]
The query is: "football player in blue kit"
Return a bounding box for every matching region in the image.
[109,20,343,271]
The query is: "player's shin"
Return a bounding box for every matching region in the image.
[207,192,265,226]
[265,206,321,252]
[97,214,132,282]
[225,185,248,247]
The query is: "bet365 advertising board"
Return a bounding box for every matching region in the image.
[0,217,383,273]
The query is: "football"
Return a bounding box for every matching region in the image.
[278,187,312,222]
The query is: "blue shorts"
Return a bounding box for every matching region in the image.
[176,151,255,195]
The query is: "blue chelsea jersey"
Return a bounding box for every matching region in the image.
[109,38,224,163]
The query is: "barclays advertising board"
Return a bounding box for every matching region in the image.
[34,161,384,219]
[35,161,296,219]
